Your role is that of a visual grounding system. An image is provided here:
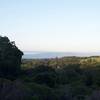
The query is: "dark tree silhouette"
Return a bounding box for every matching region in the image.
[0,36,23,78]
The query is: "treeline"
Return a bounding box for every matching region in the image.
[22,56,100,69]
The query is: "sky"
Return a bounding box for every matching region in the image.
[0,0,100,52]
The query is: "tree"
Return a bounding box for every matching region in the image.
[0,36,23,78]
[33,65,57,87]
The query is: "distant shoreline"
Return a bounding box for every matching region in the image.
[22,51,100,59]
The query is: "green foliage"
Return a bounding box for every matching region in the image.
[0,36,23,79]
[26,82,57,100]
[20,57,100,100]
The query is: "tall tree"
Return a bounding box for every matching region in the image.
[0,36,23,78]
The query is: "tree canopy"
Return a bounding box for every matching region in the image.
[0,36,23,78]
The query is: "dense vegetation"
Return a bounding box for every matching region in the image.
[0,36,23,79]
[1,36,100,100]
[21,57,100,100]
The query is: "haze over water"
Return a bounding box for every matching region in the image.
[23,51,100,59]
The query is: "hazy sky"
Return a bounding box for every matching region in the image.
[0,0,100,52]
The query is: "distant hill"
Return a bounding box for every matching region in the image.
[22,51,100,59]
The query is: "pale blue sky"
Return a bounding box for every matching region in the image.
[0,0,100,52]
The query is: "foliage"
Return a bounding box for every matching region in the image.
[0,36,23,79]
[1,36,100,99]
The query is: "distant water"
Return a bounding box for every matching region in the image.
[22,51,100,59]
